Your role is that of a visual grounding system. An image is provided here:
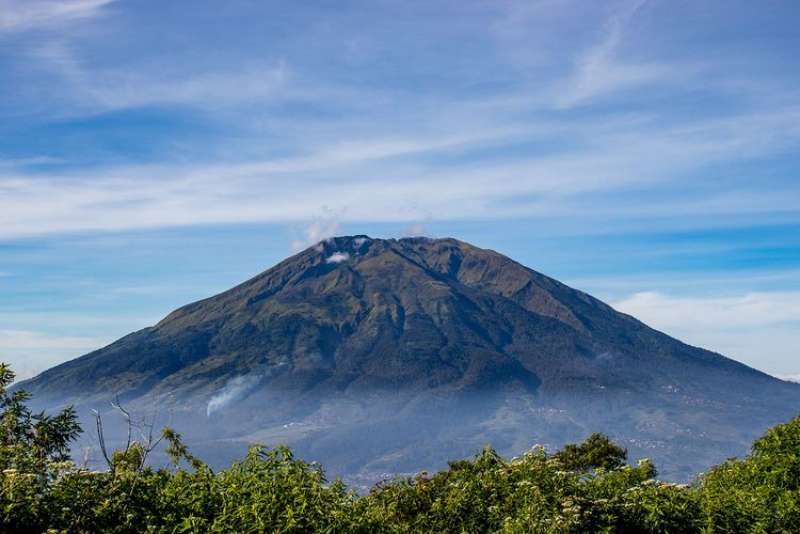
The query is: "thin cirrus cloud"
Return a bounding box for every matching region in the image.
[1,3,797,238]
[0,105,798,239]
[0,0,114,32]
[0,0,798,378]
[555,0,674,108]
[30,40,290,113]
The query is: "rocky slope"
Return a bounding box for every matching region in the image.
[21,236,800,482]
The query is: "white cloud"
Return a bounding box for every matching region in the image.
[2,0,796,247]
[613,291,800,329]
[570,269,800,301]
[0,329,109,381]
[556,0,683,108]
[0,329,103,351]
[777,374,800,384]
[0,103,797,240]
[0,312,154,380]
[0,0,113,32]
[0,330,102,351]
[612,291,800,375]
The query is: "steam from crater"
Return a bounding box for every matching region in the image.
[326,251,350,263]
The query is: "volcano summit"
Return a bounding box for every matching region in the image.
[21,236,800,482]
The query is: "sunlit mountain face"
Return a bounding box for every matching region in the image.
[20,236,800,484]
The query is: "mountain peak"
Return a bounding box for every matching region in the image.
[20,235,800,482]
[301,234,469,259]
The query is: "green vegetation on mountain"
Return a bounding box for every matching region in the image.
[19,237,800,483]
[2,362,799,533]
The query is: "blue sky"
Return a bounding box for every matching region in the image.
[1,0,798,380]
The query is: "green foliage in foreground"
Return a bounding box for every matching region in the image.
[1,363,799,533]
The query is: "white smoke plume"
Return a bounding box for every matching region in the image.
[326,251,349,263]
[290,211,342,252]
[206,374,261,416]
[403,223,428,237]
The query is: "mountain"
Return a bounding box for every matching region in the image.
[20,236,800,483]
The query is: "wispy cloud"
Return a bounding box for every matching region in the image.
[0,329,109,380]
[555,0,679,108]
[0,157,63,168]
[570,269,800,301]
[1,0,798,377]
[1,103,797,239]
[0,311,159,379]
[612,291,800,375]
[0,0,113,32]
[0,329,105,351]
[613,291,800,330]
[30,41,289,113]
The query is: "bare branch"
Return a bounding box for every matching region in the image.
[91,408,112,470]
[111,395,133,454]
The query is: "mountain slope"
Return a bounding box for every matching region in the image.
[21,236,800,482]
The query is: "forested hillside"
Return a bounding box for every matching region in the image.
[2,362,799,533]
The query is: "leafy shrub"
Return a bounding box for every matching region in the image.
[1,362,798,533]
[700,415,800,533]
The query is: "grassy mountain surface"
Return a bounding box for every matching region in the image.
[21,236,800,482]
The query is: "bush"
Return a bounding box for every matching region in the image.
[700,415,800,533]
[1,362,799,533]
